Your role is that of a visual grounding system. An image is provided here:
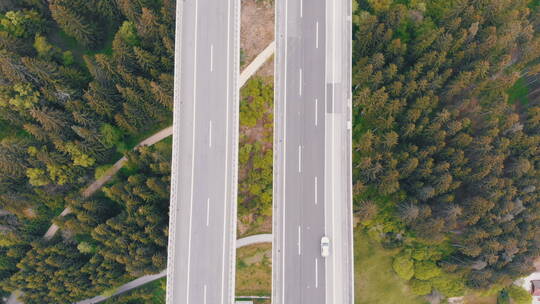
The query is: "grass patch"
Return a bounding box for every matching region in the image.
[463,293,498,304]
[0,120,33,141]
[508,78,530,105]
[235,243,272,297]
[236,299,270,304]
[355,229,428,304]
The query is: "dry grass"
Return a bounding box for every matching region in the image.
[235,243,272,297]
[463,294,497,304]
[241,0,275,78]
[238,213,272,237]
[355,229,428,304]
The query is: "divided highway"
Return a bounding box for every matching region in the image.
[272,0,354,303]
[166,0,240,303]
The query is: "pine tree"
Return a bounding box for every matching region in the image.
[49,1,101,48]
[29,106,68,133]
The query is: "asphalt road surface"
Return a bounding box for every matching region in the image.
[272,0,354,303]
[166,0,240,304]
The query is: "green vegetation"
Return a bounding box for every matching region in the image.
[505,285,532,304]
[6,143,171,303]
[0,0,175,302]
[238,77,273,236]
[236,243,272,297]
[0,0,537,302]
[102,278,166,304]
[352,0,540,300]
[355,230,427,304]
[507,78,530,105]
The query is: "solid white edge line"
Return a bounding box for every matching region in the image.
[323,0,329,303]
[332,0,338,302]
[185,0,199,302]
[220,0,232,302]
[281,1,289,303]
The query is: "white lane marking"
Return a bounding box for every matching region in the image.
[209,121,213,147]
[298,226,302,255]
[315,98,318,126]
[300,0,303,18]
[331,0,337,300]
[315,176,318,205]
[206,198,210,226]
[186,0,199,302]
[315,258,319,288]
[203,285,207,304]
[220,0,232,302]
[298,145,302,173]
[210,44,214,72]
[299,68,303,96]
[316,22,319,49]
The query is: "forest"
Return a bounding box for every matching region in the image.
[352,0,540,301]
[0,0,539,302]
[0,0,175,302]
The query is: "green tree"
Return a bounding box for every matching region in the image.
[392,252,415,280]
[410,279,432,295]
[49,1,101,48]
[0,10,44,38]
[414,261,442,281]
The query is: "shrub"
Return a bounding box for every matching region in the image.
[431,275,465,297]
[94,165,112,180]
[34,35,56,59]
[497,290,510,304]
[414,261,441,280]
[117,21,139,46]
[101,287,118,298]
[392,252,414,280]
[411,279,432,295]
[411,247,431,261]
[100,123,124,149]
[77,242,95,254]
[62,51,74,66]
[507,285,532,304]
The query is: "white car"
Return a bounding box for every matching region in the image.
[321,236,330,258]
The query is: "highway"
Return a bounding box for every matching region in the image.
[166,0,240,304]
[272,0,354,303]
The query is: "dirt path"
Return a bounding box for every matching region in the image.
[241,0,274,77]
